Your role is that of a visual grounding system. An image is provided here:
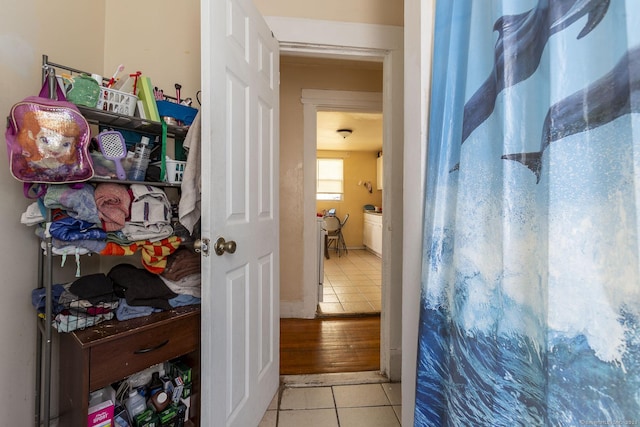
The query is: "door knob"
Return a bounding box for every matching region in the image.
[214,237,237,256]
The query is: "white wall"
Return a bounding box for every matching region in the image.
[0,1,106,421]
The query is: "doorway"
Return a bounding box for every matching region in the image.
[270,17,404,381]
[315,108,384,316]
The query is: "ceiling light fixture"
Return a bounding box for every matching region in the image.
[337,129,353,139]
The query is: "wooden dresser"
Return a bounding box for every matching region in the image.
[57,305,200,426]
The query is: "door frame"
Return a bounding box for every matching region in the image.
[266,16,404,380]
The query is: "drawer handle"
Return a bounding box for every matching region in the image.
[134,339,169,354]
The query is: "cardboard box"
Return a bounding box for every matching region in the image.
[133,408,159,427]
[88,399,114,427]
[170,361,192,384]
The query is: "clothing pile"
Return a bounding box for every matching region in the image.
[31,275,119,332]
[25,182,201,331]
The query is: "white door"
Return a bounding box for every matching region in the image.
[200,0,280,425]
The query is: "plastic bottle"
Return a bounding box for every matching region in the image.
[128,136,151,181]
[125,388,147,419]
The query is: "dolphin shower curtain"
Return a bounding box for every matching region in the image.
[415,0,640,425]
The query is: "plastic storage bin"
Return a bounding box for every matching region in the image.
[97,87,138,116]
[153,159,186,183]
[156,100,198,125]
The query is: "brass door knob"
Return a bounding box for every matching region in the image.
[214,237,237,256]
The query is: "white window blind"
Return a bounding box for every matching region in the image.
[317,158,343,200]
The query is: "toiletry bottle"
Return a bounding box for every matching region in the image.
[125,388,147,419]
[129,136,151,181]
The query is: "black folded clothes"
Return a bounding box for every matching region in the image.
[108,263,178,310]
[69,264,179,310]
[69,273,118,305]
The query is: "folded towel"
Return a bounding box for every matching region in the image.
[21,202,46,226]
[94,183,131,232]
[179,110,202,234]
[161,247,201,281]
[160,273,201,298]
[122,184,173,241]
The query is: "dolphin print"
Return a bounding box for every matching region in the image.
[461,0,610,146]
[502,45,640,183]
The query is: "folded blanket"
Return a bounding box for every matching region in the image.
[94,183,131,232]
[49,217,107,241]
[100,236,182,274]
[43,183,101,225]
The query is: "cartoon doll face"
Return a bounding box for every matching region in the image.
[32,126,75,161]
[18,110,81,167]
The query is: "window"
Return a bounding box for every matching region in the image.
[317,158,343,200]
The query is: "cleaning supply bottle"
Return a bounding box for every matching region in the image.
[128,136,151,181]
[125,388,147,419]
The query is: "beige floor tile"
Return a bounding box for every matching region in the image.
[393,405,402,423]
[258,409,277,427]
[318,302,345,314]
[337,406,401,427]
[369,301,382,311]
[280,386,335,410]
[333,384,390,407]
[381,382,402,405]
[268,391,279,410]
[322,249,381,315]
[344,273,370,281]
[321,294,340,303]
[332,286,362,294]
[337,293,369,303]
[341,302,376,313]
[278,409,339,427]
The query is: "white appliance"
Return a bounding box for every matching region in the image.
[317,216,327,302]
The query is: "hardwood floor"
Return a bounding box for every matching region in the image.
[280,315,380,375]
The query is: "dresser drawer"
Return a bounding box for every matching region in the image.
[89,313,199,390]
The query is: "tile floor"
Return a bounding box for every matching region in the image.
[259,372,402,427]
[319,249,381,316]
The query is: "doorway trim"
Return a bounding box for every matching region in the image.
[266,16,404,380]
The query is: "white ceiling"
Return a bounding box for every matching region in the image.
[317,110,383,152]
